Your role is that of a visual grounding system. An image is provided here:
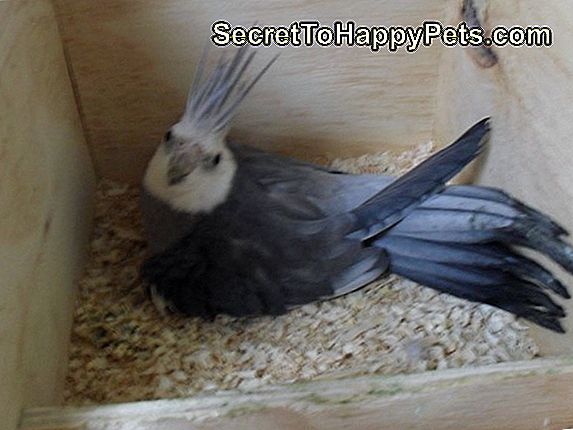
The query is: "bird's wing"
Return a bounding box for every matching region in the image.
[229,142,394,216]
[349,118,490,240]
[214,119,488,305]
[231,117,489,235]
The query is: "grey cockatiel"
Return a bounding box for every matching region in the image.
[141,46,573,332]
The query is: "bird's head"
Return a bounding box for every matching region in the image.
[143,46,277,214]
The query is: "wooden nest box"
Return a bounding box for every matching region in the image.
[2,0,573,429]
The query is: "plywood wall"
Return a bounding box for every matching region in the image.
[433,0,573,353]
[0,1,95,429]
[53,0,446,183]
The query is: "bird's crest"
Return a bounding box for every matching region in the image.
[182,45,279,135]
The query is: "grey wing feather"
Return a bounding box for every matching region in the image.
[349,118,489,239]
[230,142,394,215]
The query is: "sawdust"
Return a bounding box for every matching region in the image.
[64,143,539,405]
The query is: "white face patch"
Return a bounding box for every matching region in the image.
[143,130,237,214]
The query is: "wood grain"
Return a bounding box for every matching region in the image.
[52,0,446,183]
[0,1,95,429]
[20,358,573,430]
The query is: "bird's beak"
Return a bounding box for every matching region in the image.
[167,145,204,186]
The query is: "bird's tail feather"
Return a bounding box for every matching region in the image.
[375,185,572,332]
[350,118,490,240]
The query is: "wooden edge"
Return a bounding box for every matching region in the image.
[0,1,95,429]
[21,357,573,430]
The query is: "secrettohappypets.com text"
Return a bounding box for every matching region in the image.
[211,20,553,53]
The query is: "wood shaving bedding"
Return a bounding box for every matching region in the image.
[64,143,539,405]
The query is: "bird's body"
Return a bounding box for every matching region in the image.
[141,47,573,332]
[142,141,391,317]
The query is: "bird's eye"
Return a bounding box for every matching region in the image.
[164,130,172,141]
[201,153,222,170]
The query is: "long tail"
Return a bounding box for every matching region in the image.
[350,118,490,240]
[375,185,573,332]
